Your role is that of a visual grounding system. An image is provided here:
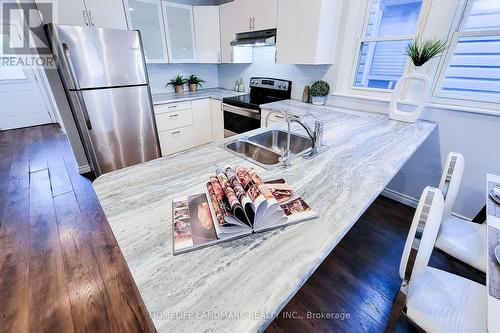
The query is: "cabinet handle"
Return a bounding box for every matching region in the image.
[252,16,255,30]
[249,16,252,30]
[171,130,181,135]
[168,105,177,109]
[274,114,284,119]
[88,10,95,26]
[168,113,179,118]
[82,11,89,26]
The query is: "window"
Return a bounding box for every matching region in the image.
[436,0,500,103]
[354,0,424,90]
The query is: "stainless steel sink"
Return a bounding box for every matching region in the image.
[247,130,312,155]
[225,140,281,167]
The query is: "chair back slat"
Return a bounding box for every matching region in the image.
[399,187,444,281]
[438,152,464,218]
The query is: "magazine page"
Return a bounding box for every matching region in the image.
[234,165,281,226]
[172,193,219,254]
[264,179,318,227]
[224,165,256,223]
[216,169,252,226]
[206,181,252,237]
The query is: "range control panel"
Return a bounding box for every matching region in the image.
[249,77,290,91]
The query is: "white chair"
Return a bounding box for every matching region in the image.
[434,152,487,273]
[386,187,487,333]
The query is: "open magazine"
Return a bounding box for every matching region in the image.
[172,165,317,254]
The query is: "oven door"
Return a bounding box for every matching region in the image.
[223,104,261,138]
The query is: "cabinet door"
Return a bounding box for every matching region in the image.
[193,6,220,63]
[84,0,128,29]
[124,0,168,63]
[219,2,253,64]
[192,99,213,146]
[219,2,235,63]
[210,99,224,142]
[232,0,254,32]
[253,0,277,31]
[38,0,89,26]
[162,2,196,63]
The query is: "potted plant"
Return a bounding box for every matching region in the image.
[405,38,447,73]
[310,80,330,105]
[166,75,187,94]
[186,75,205,92]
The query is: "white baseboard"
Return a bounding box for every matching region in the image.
[78,165,91,174]
[381,188,472,221]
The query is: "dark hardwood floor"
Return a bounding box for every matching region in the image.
[0,124,155,333]
[0,124,484,333]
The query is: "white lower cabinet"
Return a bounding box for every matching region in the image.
[210,99,224,142]
[158,126,194,155]
[155,98,214,156]
[192,99,213,146]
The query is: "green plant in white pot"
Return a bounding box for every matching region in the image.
[310,80,330,105]
[405,38,447,72]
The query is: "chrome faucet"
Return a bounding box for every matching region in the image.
[290,116,326,158]
[265,110,292,167]
[264,110,327,167]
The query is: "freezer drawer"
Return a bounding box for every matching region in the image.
[69,85,160,175]
[48,24,148,89]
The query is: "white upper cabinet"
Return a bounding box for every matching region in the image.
[38,0,88,26]
[193,6,220,63]
[124,0,168,63]
[219,1,253,63]
[232,0,254,32]
[162,2,196,63]
[38,0,127,29]
[276,0,343,64]
[84,0,128,29]
[253,0,277,31]
[231,0,277,32]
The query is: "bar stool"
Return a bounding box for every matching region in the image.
[434,152,487,273]
[385,186,487,332]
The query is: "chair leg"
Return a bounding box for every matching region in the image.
[384,289,407,333]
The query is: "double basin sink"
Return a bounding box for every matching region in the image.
[225,130,312,168]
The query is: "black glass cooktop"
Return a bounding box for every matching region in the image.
[223,94,285,110]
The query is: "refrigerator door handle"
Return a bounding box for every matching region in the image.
[62,43,81,90]
[76,92,93,130]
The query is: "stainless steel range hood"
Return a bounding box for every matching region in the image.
[230,28,276,47]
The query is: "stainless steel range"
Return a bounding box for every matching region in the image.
[222,77,292,137]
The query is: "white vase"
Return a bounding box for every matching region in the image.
[389,72,431,123]
[311,96,327,105]
[404,62,431,102]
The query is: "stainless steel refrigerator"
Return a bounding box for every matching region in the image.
[46,24,160,176]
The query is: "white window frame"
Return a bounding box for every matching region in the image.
[348,0,431,98]
[431,0,500,111]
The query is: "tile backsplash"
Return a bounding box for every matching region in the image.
[218,47,332,99]
[147,47,333,99]
[147,63,219,94]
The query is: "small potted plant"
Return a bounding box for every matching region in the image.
[186,74,205,93]
[310,80,330,105]
[405,38,447,72]
[166,75,187,94]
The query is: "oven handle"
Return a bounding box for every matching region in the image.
[222,103,260,120]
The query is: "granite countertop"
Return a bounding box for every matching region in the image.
[152,88,247,105]
[93,102,436,333]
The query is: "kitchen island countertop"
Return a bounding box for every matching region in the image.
[93,101,436,332]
